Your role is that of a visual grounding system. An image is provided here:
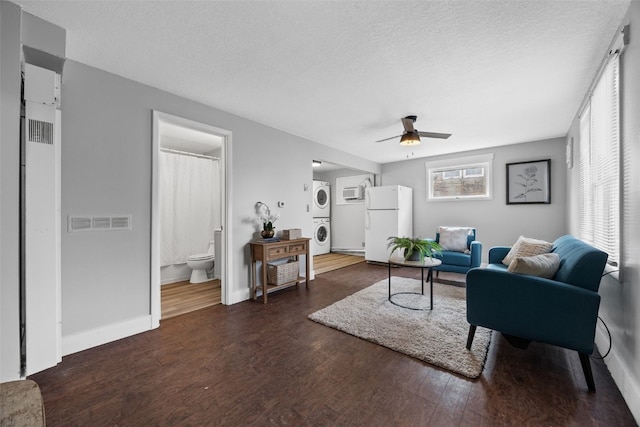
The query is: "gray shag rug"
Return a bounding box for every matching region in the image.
[308,277,492,379]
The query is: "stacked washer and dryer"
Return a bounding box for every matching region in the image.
[312,180,331,255]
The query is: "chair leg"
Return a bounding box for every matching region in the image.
[578,352,596,392]
[466,325,477,350]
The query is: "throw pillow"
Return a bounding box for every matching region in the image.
[438,226,472,252]
[502,236,553,266]
[507,253,561,279]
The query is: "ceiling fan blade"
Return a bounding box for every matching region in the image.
[418,131,451,139]
[401,116,416,133]
[375,134,403,143]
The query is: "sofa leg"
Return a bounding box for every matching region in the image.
[466,325,476,350]
[578,352,596,392]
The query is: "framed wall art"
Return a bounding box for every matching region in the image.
[506,159,551,204]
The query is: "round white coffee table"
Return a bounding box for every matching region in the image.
[388,255,442,310]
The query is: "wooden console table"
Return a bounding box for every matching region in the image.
[249,237,310,303]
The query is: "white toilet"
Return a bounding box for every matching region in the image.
[187,240,215,283]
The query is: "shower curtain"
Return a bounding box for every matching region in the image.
[160,151,221,266]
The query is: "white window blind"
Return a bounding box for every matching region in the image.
[578,48,620,266]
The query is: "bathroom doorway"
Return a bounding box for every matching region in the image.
[151,112,230,326]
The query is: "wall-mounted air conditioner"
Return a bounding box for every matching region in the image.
[343,186,364,200]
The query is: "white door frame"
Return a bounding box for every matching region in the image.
[151,111,232,327]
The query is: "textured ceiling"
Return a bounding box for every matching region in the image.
[17,0,631,164]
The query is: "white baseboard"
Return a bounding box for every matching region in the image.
[330,248,365,255]
[595,323,640,425]
[62,315,153,356]
[227,287,251,305]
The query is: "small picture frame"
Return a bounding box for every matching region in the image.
[506,159,551,204]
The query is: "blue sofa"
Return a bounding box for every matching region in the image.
[431,228,482,274]
[465,235,608,391]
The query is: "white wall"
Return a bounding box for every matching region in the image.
[381,138,567,256]
[567,2,640,421]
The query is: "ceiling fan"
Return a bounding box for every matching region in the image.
[376,115,451,146]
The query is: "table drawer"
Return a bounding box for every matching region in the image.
[288,243,306,255]
[267,246,288,258]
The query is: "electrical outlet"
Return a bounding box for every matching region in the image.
[306,204,310,212]
[362,242,365,247]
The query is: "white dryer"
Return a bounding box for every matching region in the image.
[312,180,330,217]
[312,218,331,255]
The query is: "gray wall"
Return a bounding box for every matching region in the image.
[0,2,66,381]
[0,0,23,381]
[60,60,380,342]
[62,62,154,335]
[381,138,568,256]
[567,1,640,418]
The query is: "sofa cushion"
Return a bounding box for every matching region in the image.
[438,226,472,252]
[507,253,561,278]
[437,250,472,267]
[502,236,553,266]
[486,263,508,272]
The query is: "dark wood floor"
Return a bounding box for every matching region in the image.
[30,263,637,426]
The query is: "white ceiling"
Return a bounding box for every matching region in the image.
[17,0,630,164]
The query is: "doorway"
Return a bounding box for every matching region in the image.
[151,111,231,327]
[311,159,374,275]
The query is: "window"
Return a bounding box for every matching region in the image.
[442,170,462,180]
[426,154,493,201]
[463,167,485,178]
[578,32,623,267]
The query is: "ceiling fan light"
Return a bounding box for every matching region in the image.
[399,132,421,146]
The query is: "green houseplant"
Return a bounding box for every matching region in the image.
[387,236,443,263]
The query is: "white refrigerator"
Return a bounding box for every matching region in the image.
[364,185,413,263]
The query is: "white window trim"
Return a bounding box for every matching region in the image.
[425,153,494,201]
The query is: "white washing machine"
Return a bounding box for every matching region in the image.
[312,180,330,217]
[312,218,331,255]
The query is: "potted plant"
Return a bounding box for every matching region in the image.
[387,236,442,263]
[256,201,279,238]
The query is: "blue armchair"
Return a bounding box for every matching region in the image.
[465,235,608,391]
[431,227,482,274]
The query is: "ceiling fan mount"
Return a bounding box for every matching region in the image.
[376,115,451,145]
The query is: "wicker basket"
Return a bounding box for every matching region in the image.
[267,260,299,285]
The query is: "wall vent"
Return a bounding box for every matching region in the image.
[92,217,111,230]
[111,216,132,230]
[69,216,91,231]
[28,119,54,145]
[68,215,132,232]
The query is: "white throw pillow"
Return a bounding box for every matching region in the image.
[507,253,561,279]
[438,226,472,252]
[502,236,553,266]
